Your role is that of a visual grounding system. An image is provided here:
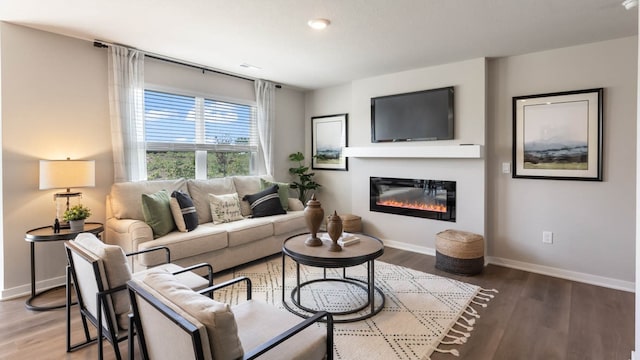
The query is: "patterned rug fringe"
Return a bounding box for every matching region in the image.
[433,348,460,356]
[459,314,476,325]
[430,287,499,359]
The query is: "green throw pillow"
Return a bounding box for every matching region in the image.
[260,178,289,211]
[141,190,176,238]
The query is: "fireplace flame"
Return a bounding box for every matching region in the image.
[376,199,447,213]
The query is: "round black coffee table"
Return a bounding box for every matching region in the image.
[282,232,385,323]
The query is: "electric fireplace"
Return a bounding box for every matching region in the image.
[370,177,456,222]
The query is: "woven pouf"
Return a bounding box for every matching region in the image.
[435,229,484,275]
[339,214,362,233]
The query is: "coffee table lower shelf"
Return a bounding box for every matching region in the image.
[282,271,385,323]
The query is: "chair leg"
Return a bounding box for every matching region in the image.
[67,265,96,353]
[128,315,134,360]
[96,294,123,360]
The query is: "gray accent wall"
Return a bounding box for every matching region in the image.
[306,37,637,290]
[487,36,636,288]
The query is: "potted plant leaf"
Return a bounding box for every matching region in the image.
[288,152,321,203]
[63,204,92,232]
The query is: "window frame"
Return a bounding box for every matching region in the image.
[144,84,259,179]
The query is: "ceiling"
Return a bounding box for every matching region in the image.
[0,0,637,90]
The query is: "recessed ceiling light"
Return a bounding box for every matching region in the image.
[240,63,262,70]
[308,18,330,30]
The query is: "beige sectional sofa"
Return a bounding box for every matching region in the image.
[105,175,306,273]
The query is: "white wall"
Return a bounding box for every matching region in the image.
[306,58,487,250]
[635,7,639,357]
[487,36,637,289]
[0,23,307,298]
[274,86,306,184]
[304,83,353,212]
[0,23,112,297]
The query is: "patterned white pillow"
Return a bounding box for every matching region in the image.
[208,193,244,224]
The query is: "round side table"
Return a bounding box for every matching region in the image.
[24,222,104,311]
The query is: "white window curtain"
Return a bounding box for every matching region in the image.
[108,45,147,182]
[254,79,275,176]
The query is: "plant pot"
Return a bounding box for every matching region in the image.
[69,219,85,232]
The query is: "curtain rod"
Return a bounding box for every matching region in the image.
[93,41,281,88]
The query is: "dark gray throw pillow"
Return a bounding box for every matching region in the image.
[243,185,286,218]
[170,190,199,232]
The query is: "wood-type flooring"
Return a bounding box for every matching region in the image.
[0,247,633,360]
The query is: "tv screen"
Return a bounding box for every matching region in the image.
[371,86,454,142]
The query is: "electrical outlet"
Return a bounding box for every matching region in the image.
[502,162,511,174]
[542,231,553,244]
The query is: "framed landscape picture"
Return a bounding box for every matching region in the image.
[512,88,603,181]
[312,113,348,171]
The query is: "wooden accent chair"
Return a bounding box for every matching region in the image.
[65,233,213,360]
[127,270,334,360]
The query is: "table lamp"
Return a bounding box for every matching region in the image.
[39,158,95,229]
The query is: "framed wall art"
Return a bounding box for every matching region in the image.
[311,113,348,171]
[512,88,603,181]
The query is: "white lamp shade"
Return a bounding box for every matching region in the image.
[39,160,95,190]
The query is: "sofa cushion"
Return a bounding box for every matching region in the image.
[74,233,132,329]
[232,176,266,217]
[243,185,286,218]
[270,211,307,236]
[141,190,176,238]
[136,226,229,266]
[259,179,290,211]
[213,218,274,248]
[187,178,237,224]
[170,191,198,232]
[208,193,244,224]
[110,179,188,221]
[143,270,244,360]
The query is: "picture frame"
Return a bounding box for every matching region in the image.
[312,113,348,171]
[512,88,603,181]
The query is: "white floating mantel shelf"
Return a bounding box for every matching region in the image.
[342,145,483,159]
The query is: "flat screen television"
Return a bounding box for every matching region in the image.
[371,86,454,142]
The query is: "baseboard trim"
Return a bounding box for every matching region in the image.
[383,239,436,257]
[487,256,634,293]
[382,241,634,293]
[0,276,65,301]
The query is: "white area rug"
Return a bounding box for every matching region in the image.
[213,257,495,360]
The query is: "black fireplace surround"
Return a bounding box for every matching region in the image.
[370,177,456,222]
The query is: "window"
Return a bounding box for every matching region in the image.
[144,89,258,180]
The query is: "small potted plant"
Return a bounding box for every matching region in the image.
[63,204,92,232]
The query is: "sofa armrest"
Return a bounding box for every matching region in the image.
[105,218,154,254]
[287,198,304,211]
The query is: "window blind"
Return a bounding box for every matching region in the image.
[145,90,258,152]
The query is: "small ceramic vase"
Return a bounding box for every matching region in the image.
[69,219,85,232]
[304,194,324,246]
[326,211,343,252]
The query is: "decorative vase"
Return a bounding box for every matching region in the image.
[304,194,324,247]
[69,219,85,232]
[326,211,343,252]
